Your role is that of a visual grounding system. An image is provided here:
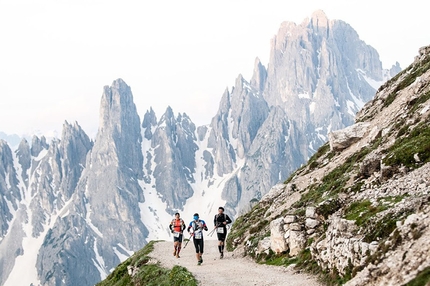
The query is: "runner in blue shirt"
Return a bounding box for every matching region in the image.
[187,213,208,265]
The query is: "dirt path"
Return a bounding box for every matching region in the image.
[152,239,322,286]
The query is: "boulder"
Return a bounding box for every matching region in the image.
[270,218,288,253]
[328,122,370,151]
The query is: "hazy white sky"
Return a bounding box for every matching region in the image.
[0,0,429,138]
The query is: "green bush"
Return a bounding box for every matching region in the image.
[345,200,387,227]
[96,241,197,286]
[383,123,430,169]
[169,265,198,286]
[403,266,430,286]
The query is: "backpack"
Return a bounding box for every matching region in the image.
[170,218,185,232]
[215,213,225,224]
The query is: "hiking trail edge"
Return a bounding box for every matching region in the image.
[152,240,322,285]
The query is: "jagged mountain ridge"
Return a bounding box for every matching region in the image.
[211,10,399,216]
[227,45,430,285]
[0,10,400,286]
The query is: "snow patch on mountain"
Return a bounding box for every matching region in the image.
[93,237,108,280]
[86,202,104,238]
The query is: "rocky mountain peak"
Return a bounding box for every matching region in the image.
[98,78,137,135]
[95,78,143,177]
[307,9,330,29]
[142,107,157,140]
[250,57,267,92]
[159,106,175,126]
[30,135,48,157]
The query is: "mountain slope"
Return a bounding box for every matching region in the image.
[227,45,430,285]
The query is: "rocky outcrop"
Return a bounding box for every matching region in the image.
[328,122,371,151]
[228,44,430,285]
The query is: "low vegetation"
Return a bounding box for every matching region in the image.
[383,54,430,108]
[383,122,430,169]
[96,241,197,286]
[403,266,430,286]
[226,203,270,254]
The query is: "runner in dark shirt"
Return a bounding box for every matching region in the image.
[213,207,232,259]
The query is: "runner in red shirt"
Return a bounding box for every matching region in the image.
[169,212,186,258]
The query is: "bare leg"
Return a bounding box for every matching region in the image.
[176,243,181,257]
[173,241,179,256]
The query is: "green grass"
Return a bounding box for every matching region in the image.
[96,241,198,286]
[264,254,297,266]
[316,198,342,219]
[408,90,430,115]
[363,212,401,243]
[260,246,356,286]
[344,198,411,241]
[306,143,331,172]
[293,146,371,210]
[383,122,430,169]
[345,200,382,226]
[226,203,270,252]
[384,55,430,108]
[403,266,430,286]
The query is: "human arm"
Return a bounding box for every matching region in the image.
[225,215,232,225]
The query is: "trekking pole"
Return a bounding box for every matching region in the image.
[183,232,193,249]
[208,224,220,237]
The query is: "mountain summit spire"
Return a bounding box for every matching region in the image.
[309,9,329,28]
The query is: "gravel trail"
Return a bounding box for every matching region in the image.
[151,239,322,286]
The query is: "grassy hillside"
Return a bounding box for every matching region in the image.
[96,240,197,286]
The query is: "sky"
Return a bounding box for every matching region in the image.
[0,0,429,139]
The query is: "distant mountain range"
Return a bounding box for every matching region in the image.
[0,10,401,286]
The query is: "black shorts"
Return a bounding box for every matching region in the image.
[216,227,227,241]
[173,233,183,243]
[193,238,204,253]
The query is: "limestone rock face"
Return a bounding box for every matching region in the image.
[270,218,288,253]
[35,80,148,286]
[231,44,430,286]
[209,9,389,216]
